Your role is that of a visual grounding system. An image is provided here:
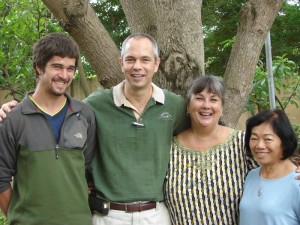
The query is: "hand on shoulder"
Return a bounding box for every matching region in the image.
[0,100,19,122]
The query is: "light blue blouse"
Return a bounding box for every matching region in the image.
[239,166,300,225]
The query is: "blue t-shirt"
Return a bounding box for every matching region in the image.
[42,102,68,144]
[239,166,300,225]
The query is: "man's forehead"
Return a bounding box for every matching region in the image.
[124,40,154,57]
[50,55,76,61]
[47,56,76,66]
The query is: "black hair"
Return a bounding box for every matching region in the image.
[245,109,298,159]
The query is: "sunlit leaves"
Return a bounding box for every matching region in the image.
[0,0,63,100]
[91,0,129,48]
[247,55,300,114]
[0,210,8,225]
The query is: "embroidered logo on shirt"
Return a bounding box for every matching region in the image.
[160,112,173,120]
[74,133,83,139]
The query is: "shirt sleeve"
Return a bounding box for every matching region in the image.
[0,122,16,192]
[173,95,190,135]
[81,104,97,170]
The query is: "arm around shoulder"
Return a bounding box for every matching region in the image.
[0,100,19,122]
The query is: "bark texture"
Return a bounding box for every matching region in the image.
[223,0,284,128]
[120,0,205,96]
[42,0,123,88]
[42,0,284,127]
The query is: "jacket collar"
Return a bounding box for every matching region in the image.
[21,92,82,114]
[112,80,165,107]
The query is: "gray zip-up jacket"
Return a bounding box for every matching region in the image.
[0,93,97,225]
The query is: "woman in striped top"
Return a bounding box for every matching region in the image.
[164,75,257,225]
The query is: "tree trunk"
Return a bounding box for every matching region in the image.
[77,58,91,97]
[223,0,284,128]
[120,0,205,96]
[42,0,284,127]
[42,0,123,88]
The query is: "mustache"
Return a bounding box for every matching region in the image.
[53,77,70,83]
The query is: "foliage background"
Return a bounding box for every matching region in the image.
[0,0,299,222]
[0,210,8,225]
[0,0,299,106]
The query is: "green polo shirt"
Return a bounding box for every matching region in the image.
[84,81,188,202]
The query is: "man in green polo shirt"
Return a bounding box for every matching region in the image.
[84,33,188,225]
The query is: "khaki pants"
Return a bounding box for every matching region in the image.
[92,202,171,225]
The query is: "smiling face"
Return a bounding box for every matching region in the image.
[119,37,160,91]
[249,122,283,166]
[36,55,75,96]
[188,88,223,128]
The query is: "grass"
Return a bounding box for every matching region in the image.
[0,211,8,225]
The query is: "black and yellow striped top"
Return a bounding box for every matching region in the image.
[165,130,257,225]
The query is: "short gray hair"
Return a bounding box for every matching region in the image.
[120,33,159,61]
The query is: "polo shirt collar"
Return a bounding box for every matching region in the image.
[113,80,165,107]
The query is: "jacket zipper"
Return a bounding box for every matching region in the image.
[55,112,81,159]
[42,114,60,160]
[55,144,59,159]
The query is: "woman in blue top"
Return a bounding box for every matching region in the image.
[239,109,300,225]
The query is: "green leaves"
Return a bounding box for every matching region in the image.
[247,55,300,114]
[0,0,63,101]
[91,0,129,48]
[0,210,8,225]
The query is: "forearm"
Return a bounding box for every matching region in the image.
[0,187,12,216]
